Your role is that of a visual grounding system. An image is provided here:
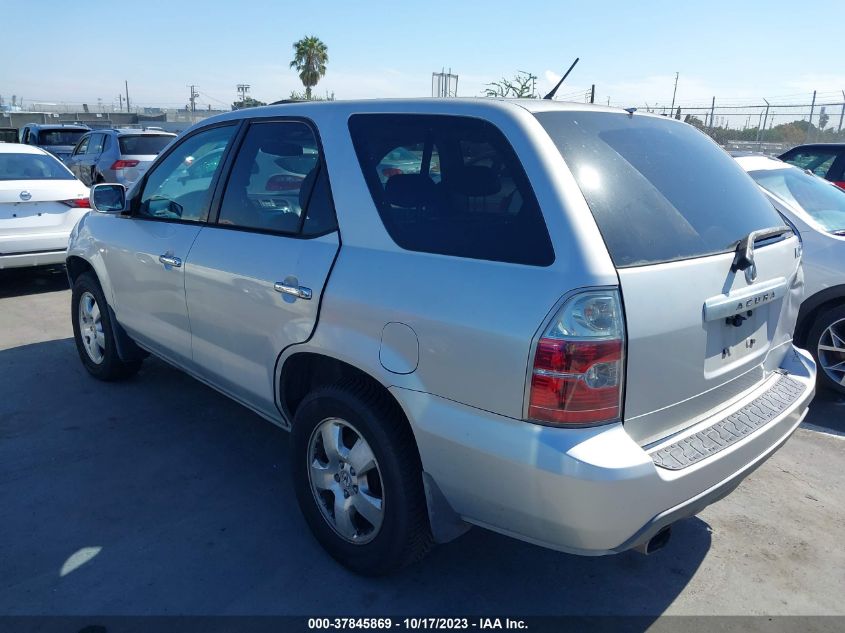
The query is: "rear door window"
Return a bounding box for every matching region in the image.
[348,114,554,266]
[217,120,336,235]
[536,111,787,267]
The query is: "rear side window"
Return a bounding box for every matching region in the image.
[536,111,786,267]
[36,129,87,146]
[348,114,554,266]
[119,135,174,156]
[217,120,336,236]
[781,149,839,178]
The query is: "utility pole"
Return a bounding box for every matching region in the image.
[236,84,251,106]
[761,99,770,144]
[838,90,844,133]
[118,94,124,112]
[670,72,679,113]
[188,85,199,120]
[708,96,715,130]
[590,84,595,104]
[125,80,130,113]
[806,90,816,143]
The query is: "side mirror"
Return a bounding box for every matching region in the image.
[90,183,126,213]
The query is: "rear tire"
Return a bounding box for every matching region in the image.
[806,304,845,395]
[290,380,433,575]
[71,272,142,381]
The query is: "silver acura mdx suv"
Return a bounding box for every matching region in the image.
[66,99,816,575]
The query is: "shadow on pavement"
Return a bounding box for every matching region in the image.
[0,266,69,299]
[802,389,845,436]
[0,338,710,617]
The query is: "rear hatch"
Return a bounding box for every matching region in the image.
[116,134,175,184]
[536,111,802,446]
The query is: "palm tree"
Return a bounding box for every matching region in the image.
[289,36,328,100]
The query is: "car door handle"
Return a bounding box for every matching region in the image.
[158,254,182,268]
[274,281,312,300]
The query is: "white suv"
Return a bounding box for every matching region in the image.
[67,99,816,575]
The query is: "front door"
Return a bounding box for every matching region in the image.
[100,123,239,364]
[184,120,339,417]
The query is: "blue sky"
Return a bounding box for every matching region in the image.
[3,0,843,112]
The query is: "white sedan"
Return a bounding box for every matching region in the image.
[1,143,90,269]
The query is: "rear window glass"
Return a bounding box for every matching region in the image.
[36,129,87,146]
[749,166,845,233]
[348,114,554,266]
[536,111,786,267]
[119,135,174,155]
[0,152,74,180]
[780,150,838,177]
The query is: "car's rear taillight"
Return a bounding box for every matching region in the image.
[61,198,91,208]
[382,167,403,178]
[111,160,139,169]
[527,289,625,426]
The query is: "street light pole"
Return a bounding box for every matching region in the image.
[670,72,679,115]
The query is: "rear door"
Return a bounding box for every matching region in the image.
[537,111,802,446]
[66,135,90,181]
[99,123,239,365]
[184,119,339,418]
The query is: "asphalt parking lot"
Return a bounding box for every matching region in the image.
[1,267,844,618]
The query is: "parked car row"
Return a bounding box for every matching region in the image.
[67,99,821,575]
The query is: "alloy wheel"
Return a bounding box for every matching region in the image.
[818,317,845,387]
[78,291,105,364]
[307,417,385,544]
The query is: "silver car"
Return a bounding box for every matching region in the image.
[736,154,845,394]
[66,99,816,575]
[65,129,176,187]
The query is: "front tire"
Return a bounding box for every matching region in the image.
[290,381,433,575]
[807,304,845,395]
[71,272,142,381]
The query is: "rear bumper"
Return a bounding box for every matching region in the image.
[395,344,815,555]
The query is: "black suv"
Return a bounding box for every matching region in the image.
[779,143,845,189]
[19,123,90,163]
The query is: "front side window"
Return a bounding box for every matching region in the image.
[348,114,554,266]
[750,166,845,233]
[218,120,335,235]
[536,111,787,267]
[73,136,90,156]
[137,124,236,222]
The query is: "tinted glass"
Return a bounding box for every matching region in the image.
[119,135,174,155]
[218,121,332,234]
[0,152,74,180]
[138,124,236,222]
[348,114,554,266]
[750,166,845,233]
[781,150,838,177]
[88,133,105,154]
[36,129,87,146]
[0,130,17,143]
[536,111,786,267]
[73,137,90,156]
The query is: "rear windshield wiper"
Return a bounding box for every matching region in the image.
[730,225,793,275]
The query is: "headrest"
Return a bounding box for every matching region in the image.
[259,139,302,156]
[450,165,501,197]
[384,174,437,208]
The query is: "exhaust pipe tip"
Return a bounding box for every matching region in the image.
[634,525,672,555]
